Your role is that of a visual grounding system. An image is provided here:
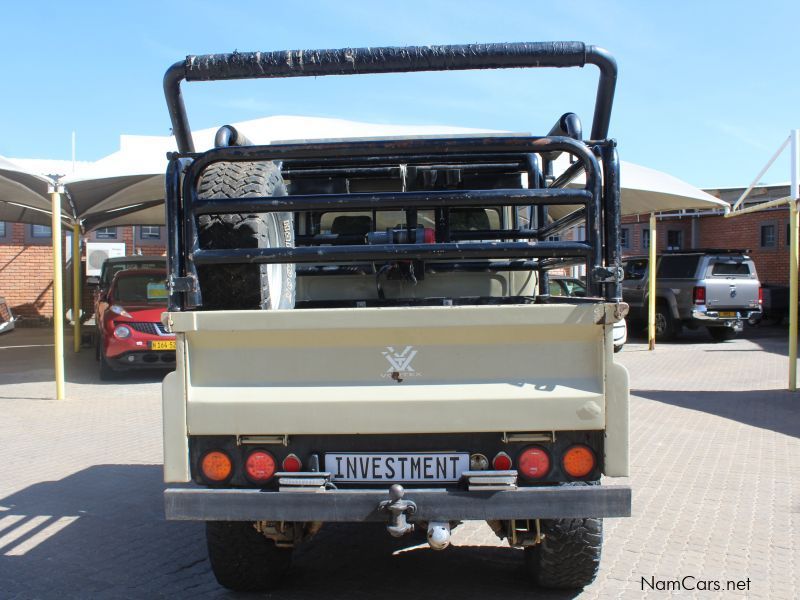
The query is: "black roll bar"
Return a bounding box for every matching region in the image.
[164,42,617,153]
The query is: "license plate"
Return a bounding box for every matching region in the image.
[718,311,737,318]
[150,340,176,350]
[325,453,469,483]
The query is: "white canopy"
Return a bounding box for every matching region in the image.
[57,116,727,229]
[0,156,73,226]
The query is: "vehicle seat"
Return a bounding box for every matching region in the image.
[450,208,491,231]
[331,215,373,237]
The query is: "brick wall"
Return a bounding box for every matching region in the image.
[0,223,63,319]
[1,223,166,321]
[697,208,788,285]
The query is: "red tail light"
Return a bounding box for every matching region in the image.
[282,454,302,472]
[517,446,551,480]
[492,452,512,471]
[758,286,763,306]
[245,450,276,483]
[693,286,706,305]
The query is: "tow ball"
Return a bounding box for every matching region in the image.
[378,484,417,537]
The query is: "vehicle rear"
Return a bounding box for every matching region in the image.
[160,41,631,592]
[695,252,761,320]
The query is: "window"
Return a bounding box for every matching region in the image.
[95,227,117,240]
[0,222,6,238]
[547,234,560,242]
[139,226,162,240]
[711,262,750,276]
[620,227,630,249]
[642,228,650,249]
[666,230,683,251]
[760,224,776,248]
[30,224,51,238]
[622,259,648,280]
[658,255,700,279]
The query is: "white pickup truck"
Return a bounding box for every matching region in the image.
[160,41,631,592]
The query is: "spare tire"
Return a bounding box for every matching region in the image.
[196,161,295,310]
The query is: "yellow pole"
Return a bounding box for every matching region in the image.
[789,201,798,391]
[50,184,65,400]
[72,223,81,353]
[648,212,657,350]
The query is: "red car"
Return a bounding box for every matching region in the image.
[97,268,175,379]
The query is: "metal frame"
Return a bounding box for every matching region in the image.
[164,42,617,154]
[162,42,622,312]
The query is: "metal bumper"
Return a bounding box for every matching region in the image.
[164,484,631,522]
[691,308,760,324]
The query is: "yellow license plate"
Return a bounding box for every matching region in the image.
[150,340,176,350]
[718,311,736,318]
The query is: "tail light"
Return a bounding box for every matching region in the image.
[245,450,276,483]
[517,446,550,480]
[282,454,302,472]
[693,286,706,305]
[492,451,512,471]
[201,450,232,482]
[758,286,763,306]
[562,445,596,478]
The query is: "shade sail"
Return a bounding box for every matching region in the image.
[0,156,73,225]
[616,161,727,215]
[68,116,498,230]
[65,116,728,230]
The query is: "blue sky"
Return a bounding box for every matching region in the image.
[1,0,797,188]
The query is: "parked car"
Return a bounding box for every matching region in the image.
[92,256,167,332]
[550,276,627,352]
[96,268,175,379]
[621,250,762,341]
[0,296,15,334]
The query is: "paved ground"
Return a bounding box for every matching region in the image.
[0,324,798,599]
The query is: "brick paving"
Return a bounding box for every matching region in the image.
[0,325,798,599]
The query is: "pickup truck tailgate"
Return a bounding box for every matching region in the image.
[704,258,760,311]
[168,304,613,435]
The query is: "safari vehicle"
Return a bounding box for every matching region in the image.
[160,42,631,592]
[550,275,627,352]
[621,250,762,341]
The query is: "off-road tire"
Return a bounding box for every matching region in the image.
[197,162,295,311]
[206,521,292,592]
[654,302,678,341]
[524,517,603,589]
[708,326,737,342]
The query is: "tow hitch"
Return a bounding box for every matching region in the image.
[378,484,416,537]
